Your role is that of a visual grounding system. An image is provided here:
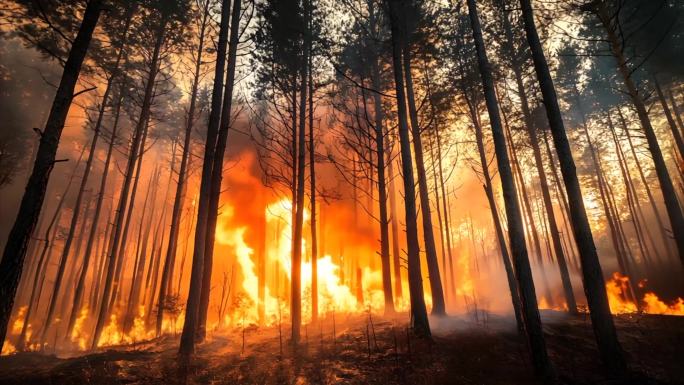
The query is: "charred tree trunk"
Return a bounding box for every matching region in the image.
[368,4,394,314]
[66,86,125,337]
[471,95,524,333]
[178,0,230,357]
[594,3,684,266]
[467,0,552,377]
[197,0,242,342]
[386,0,430,337]
[16,151,85,350]
[499,8,577,313]
[308,20,319,323]
[402,39,446,317]
[618,107,674,260]
[500,95,554,305]
[655,78,684,161]
[0,0,103,351]
[520,0,626,374]
[91,14,167,349]
[387,149,403,301]
[291,0,309,344]
[156,0,210,337]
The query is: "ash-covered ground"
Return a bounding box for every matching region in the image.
[0,311,682,384]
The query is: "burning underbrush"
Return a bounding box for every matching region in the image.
[1,311,683,384]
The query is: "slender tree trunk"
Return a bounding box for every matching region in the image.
[123,167,160,332]
[607,114,655,268]
[16,150,85,350]
[109,117,151,314]
[197,0,242,342]
[618,108,674,260]
[434,126,455,300]
[594,3,684,266]
[669,88,684,132]
[467,0,552,376]
[401,39,446,316]
[520,0,626,373]
[156,0,210,337]
[290,0,309,344]
[387,148,403,301]
[66,87,125,337]
[367,5,394,314]
[499,93,554,305]
[0,0,103,351]
[179,0,230,356]
[499,9,577,313]
[471,94,524,333]
[308,20,320,323]
[655,78,684,160]
[91,15,167,349]
[386,0,430,337]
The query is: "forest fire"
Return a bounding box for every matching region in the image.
[605,272,684,316]
[1,0,684,383]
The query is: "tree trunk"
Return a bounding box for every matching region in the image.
[499,8,577,313]
[368,4,394,314]
[91,14,167,349]
[618,107,674,260]
[16,150,85,350]
[520,0,626,373]
[594,3,684,266]
[0,0,103,352]
[467,0,552,377]
[156,0,210,337]
[197,0,242,342]
[655,78,684,161]
[179,0,230,356]
[308,20,319,323]
[387,148,403,301]
[291,0,309,344]
[386,0,430,337]
[66,86,125,337]
[499,92,555,305]
[401,40,446,316]
[471,93,524,333]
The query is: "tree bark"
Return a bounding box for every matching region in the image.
[66,86,125,337]
[16,150,85,350]
[466,0,552,377]
[401,40,446,316]
[594,3,684,266]
[0,0,103,352]
[197,0,242,342]
[156,0,210,337]
[520,0,626,374]
[385,0,430,337]
[179,0,230,357]
[91,14,167,349]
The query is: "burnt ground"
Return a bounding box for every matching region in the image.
[0,311,682,385]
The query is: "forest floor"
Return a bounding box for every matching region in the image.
[0,310,682,385]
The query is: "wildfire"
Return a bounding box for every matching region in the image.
[606,272,638,314]
[605,272,684,316]
[70,307,89,350]
[214,199,388,327]
[1,342,16,356]
[11,306,27,335]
